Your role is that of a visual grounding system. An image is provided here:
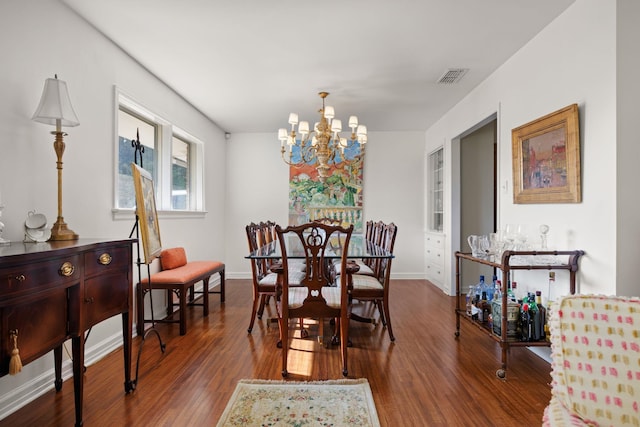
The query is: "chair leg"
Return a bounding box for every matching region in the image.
[136,284,145,336]
[280,317,288,377]
[257,294,267,319]
[340,314,349,376]
[219,269,225,303]
[299,318,308,338]
[248,294,261,333]
[381,298,394,342]
[178,288,187,335]
[202,278,210,317]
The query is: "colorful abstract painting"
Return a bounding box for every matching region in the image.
[288,143,364,234]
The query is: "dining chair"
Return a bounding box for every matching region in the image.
[275,222,354,377]
[349,222,398,341]
[334,220,384,279]
[246,222,305,333]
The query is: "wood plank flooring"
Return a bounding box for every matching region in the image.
[0,279,553,426]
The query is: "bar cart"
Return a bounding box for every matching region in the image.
[454,249,585,379]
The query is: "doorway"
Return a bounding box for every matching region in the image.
[458,116,497,290]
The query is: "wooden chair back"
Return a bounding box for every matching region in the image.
[275,221,354,376]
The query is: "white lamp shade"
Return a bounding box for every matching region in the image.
[298,121,309,135]
[331,119,342,133]
[324,106,334,120]
[357,125,367,136]
[348,115,358,128]
[32,77,79,128]
[278,128,288,141]
[288,113,298,125]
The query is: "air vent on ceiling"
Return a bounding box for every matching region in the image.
[437,68,469,84]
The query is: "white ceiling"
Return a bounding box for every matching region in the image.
[61,0,575,134]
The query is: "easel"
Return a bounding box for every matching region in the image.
[129,129,165,390]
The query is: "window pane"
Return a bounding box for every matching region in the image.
[171,136,189,209]
[118,109,156,208]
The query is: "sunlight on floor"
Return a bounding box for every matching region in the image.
[285,318,333,376]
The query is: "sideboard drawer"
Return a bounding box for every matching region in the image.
[84,245,130,277]
[0,255,81,299]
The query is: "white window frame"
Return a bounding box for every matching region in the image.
[112,87,205,220]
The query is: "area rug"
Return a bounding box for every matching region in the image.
[216,378,381,426]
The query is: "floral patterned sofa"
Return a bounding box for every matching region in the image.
[543,294,640,426]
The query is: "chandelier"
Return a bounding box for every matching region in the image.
[278,92,367,182]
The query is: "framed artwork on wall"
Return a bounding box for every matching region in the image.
[132,163,162,263]
[511,103,581,204]
[288,144,364,233]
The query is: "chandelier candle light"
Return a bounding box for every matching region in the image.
[278,92,367,183]
[32,75,80,240]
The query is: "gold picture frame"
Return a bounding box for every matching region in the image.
[132,163,162,263]
[511,104,581,204]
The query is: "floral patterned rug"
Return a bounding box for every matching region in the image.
[216,379,380,426]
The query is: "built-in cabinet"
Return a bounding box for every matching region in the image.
[425,232,445,286]
[426,147,445,287]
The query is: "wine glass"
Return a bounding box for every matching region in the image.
[540,224,550,249]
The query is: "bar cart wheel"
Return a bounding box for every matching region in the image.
[496,369,506,379]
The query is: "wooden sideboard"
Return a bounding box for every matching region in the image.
[0,238,134,426]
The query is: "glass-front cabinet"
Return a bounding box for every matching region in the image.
[428,147,443,232]
[426,147,445,288]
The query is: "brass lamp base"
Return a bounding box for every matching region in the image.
[50,218,78,241]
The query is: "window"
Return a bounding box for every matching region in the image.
[118,109,156,209]
[171,135,189,209]
[115,89,204,214]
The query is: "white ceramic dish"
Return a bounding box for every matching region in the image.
[25,212,47,229]
[26,227,51,243]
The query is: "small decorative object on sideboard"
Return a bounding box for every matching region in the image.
[0,204,9,245]
[23,210,51,243]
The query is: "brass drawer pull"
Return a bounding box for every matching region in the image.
[98,253,112,265]
[14,274,26,283]
[84,297,94,304]
[59,262,75,277]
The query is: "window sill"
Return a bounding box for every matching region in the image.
[112,208,207,221]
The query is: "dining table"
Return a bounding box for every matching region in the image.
[245,232,394,325]
[245,233,394,261]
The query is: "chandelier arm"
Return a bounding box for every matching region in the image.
[280,140,318,167]
[299,141,317,163]
[280,149,305,168]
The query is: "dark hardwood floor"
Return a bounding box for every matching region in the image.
[0,279,552,426]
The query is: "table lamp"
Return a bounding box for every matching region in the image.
[32,75,80,240]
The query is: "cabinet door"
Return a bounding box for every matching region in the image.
[83,245,132,328]
[83,271,130,328]
[1,289,69,375]
[428,147,444,232]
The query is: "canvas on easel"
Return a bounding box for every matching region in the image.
[131,163,162,264]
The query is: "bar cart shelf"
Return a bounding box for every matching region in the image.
[454,249,585,379]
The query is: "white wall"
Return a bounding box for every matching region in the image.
[0,0,226,417]
[616,0,640,297]
[426,0,619,296]
[224,131,427,279]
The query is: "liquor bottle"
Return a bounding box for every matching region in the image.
[466,285,474,316]
[493,280,502,301]
[474,275,485,305]
[527,292,541,340]
[519,300,533,341]
[536,290,547,341]
[507,279,517,302]
[487,275,498,301]
[544,272,555,341]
